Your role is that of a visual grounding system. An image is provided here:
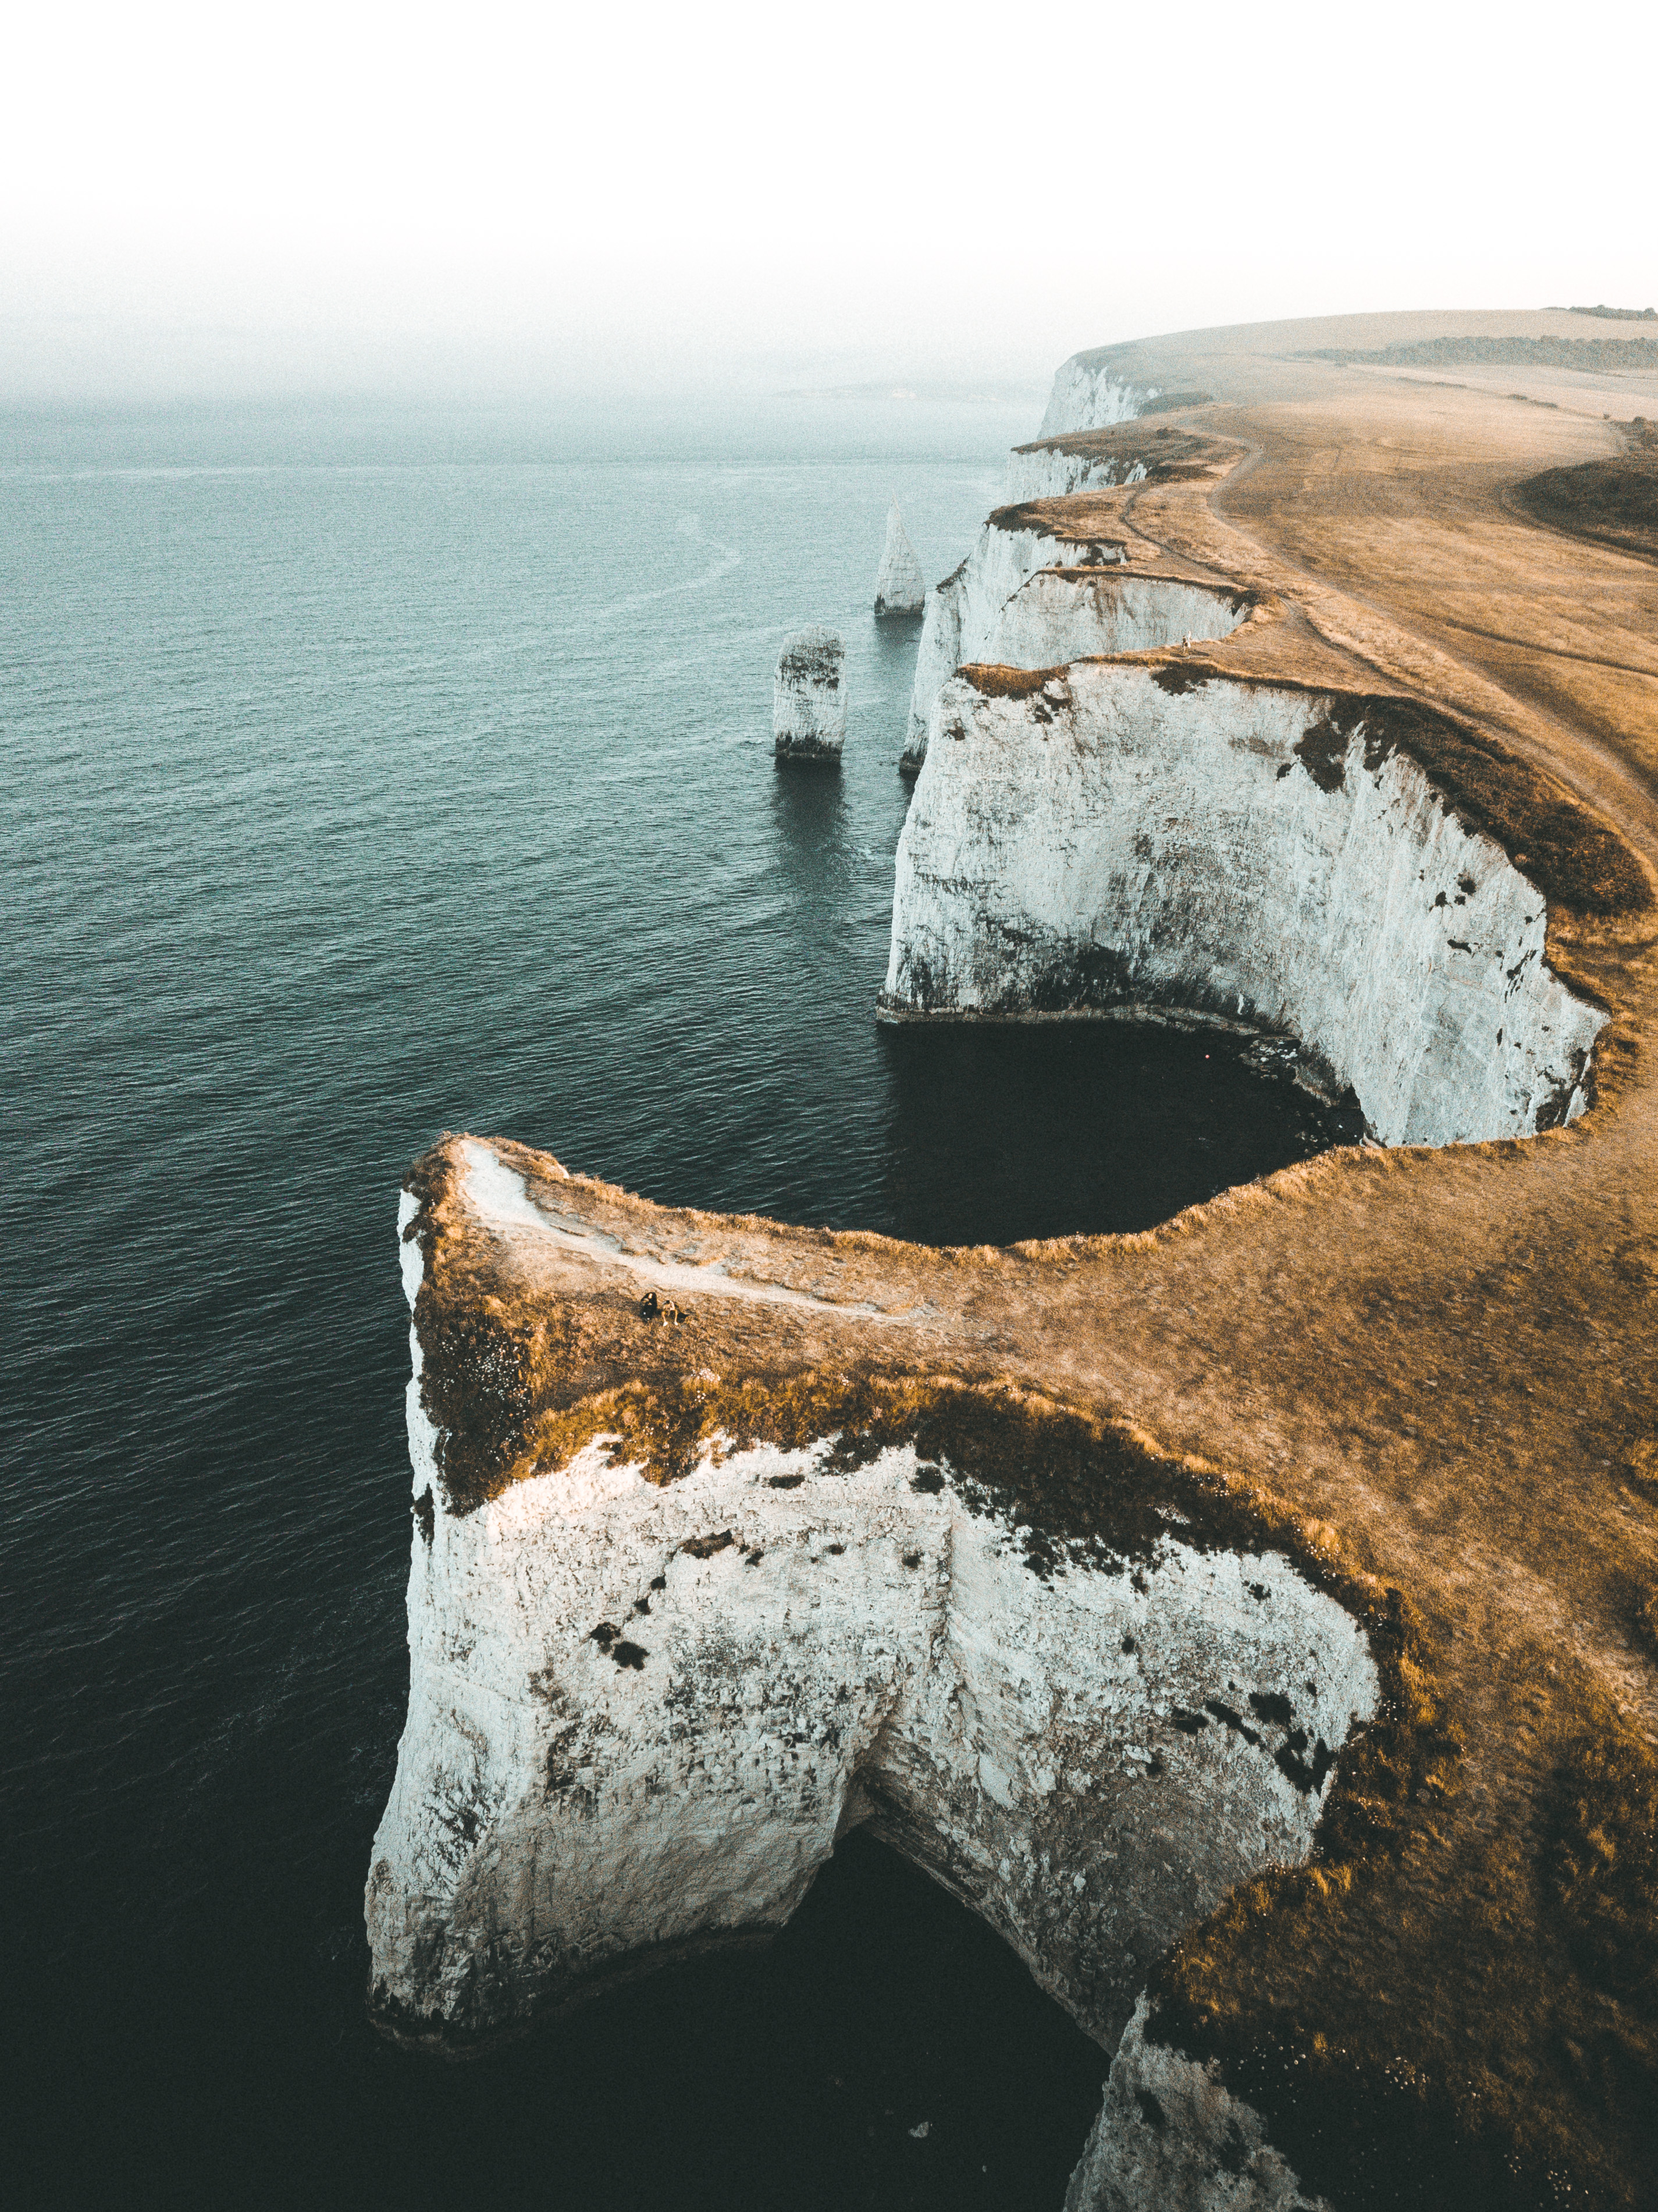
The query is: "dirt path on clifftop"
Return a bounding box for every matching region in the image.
[1088,360,1658,2195]
[425,324,1658,2206]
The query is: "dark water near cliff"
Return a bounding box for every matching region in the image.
[2,394,1359,2209]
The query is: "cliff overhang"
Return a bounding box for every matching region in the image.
[368,314,1658,2209]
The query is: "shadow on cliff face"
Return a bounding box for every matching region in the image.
[478,1828,1105,2212]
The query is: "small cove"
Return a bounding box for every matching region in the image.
[4,394,1362,2209]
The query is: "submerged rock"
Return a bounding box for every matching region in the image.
[774,625,846,763]
[874,499,926,619]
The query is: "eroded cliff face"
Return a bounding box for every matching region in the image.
[368,1143,1375,2200]
[883,667,1605,1146]
[990,572,1254,672]
[905,520,1129,771]
[1008,447,1148,502]
[1064,2000,1331,2212]
[1040,353,1158,437]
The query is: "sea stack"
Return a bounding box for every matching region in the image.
[873,499,926,618]
[773,625,846,763]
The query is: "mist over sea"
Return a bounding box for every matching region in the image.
[2,393,1358,2209]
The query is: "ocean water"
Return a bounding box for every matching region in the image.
[2,394,1360,2209]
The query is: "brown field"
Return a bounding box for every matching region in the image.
[410,311,1658,2207]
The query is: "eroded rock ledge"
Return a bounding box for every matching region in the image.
[368,1137,1451,2207]
[368,320,1658,2209]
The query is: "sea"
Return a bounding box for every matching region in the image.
[2,391,1362,2210]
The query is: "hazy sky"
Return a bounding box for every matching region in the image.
[4,0,1652,407]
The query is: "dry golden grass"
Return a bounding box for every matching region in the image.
[403,313,1658,2208]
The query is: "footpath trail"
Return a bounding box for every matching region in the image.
[410,315,1658,2204]
[1070,336,1658,2195]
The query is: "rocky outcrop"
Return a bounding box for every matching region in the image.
[774,625,845,762]
[1040,351,1158,437]
[904,517,1128,773]
[883,665,1606,1144]
[369,1139,1378,2186]
[874,499,926,618]
[1063,2000,1330,2211]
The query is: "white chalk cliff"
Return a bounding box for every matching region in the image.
[905,516,1131,771]
[1007,444,1150,502]
[1040,353,1158,438]
[774,624,846,761]
[990,571,1253,675]
[874,499,926,617]
[883,664,1604,1145]
[367,340,1630,2212]
[369,1144,1376,2205]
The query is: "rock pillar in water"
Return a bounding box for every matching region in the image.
[773,625,846,763]
[874,499,926,618]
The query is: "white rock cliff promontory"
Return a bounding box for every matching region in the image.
[368,1137,1383,2209]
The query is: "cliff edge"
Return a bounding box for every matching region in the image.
[368,310,1658,2210]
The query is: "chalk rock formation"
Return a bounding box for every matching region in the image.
[1008,446,1149,502]
[874,499,926,618]
[368,1136,1377,2202]
[883,665,1605,1144]
[1063,1999,1331,2211]
[989,571,1253,673]
[1040,351,1158,437]
[904,514,1127,773]
[774,625,846,762]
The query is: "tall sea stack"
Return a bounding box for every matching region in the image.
[873,500,925,618]
[773,626,846,763]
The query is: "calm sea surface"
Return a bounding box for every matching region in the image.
[2,395,1359,2209]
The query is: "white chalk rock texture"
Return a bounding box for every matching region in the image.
[367,1417,1374,2053]
[1040,354,1157,437]
[774,625,846,762]
[1063,1998,1331,2211]
[883,665,1605,1144]
[368,1152,1376,2096]
[904,518,1130,771]
[1007,444,1150,502]
[368,1146,1379,2201]
[874,499,926,617]
[990,571,1251,673]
